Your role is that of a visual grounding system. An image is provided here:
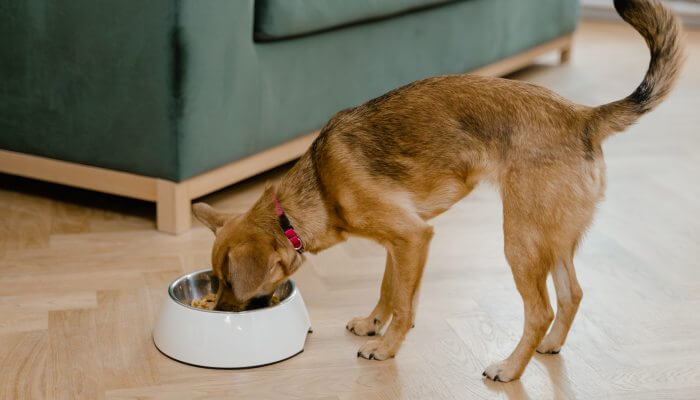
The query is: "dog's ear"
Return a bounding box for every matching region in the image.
[227,240,280,302]
[192,202,233,233]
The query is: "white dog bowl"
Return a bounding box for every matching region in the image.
[153,269,311,368]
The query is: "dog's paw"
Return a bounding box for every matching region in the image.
[482,360,521,383]
[346,316,380,336]
[357,339,395,361]
[536,337,562,354]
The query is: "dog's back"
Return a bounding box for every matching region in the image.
[312,0,683,209]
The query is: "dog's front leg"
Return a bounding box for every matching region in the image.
[357,225,433,360]
[346,253,394,336]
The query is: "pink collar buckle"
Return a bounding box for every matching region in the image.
[272,194,304,253]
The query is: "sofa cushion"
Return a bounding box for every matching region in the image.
[254,0,459,40]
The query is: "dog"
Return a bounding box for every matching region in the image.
[192,0,683,382]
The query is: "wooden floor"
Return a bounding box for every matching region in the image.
[1,21,699,399]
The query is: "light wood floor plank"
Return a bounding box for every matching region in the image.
[0,331,47,400]
[47,309,104,399]
[95,289,162,391]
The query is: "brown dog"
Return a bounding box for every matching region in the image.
[193,0,683,382]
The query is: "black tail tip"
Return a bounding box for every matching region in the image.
[613,0,636,16]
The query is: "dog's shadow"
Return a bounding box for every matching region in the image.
[482,354,574,400]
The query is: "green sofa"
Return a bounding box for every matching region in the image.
[0,0,579,232]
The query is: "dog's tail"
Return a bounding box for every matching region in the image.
[591,0,684,140]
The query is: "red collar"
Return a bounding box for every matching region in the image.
[272,194,304,253]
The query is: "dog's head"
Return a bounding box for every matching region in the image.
[192,202,303,307]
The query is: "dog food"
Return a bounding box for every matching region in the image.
[190,293,281,311]
[191,293,217,310]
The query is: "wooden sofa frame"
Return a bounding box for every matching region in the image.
[0,35,572,234]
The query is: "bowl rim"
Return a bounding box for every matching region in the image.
[168,268,297,314]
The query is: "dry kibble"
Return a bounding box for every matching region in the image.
[190,293,281,311]
[191,293,217,310]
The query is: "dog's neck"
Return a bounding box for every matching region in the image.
[253,152,342,254]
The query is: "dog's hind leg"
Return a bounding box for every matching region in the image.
[347,253,394,336]
[484,162,600,381]
[483,202,555,382]
[537,244,583,354]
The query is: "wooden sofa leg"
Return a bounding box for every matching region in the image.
[156,180,191,234]
[560,45,572,64]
